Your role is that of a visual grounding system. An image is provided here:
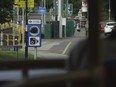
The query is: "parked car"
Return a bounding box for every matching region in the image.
[109,25,116,37]
[104,22,116,36]
[111,25,116,32]
[99,22,105,33]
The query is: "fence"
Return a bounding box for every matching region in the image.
[0,33,22,46]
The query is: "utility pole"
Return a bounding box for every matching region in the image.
[66,0,69,18]
[41,0,44,30]
[22,8,25,50]
[58,0,62,38]
[108,0,111,20]
[16,7,19,31]
[53,0,58,21]
[43,0,46,24]
[22,0,29,80]
[25,0,28,60]
[13,6,15,46]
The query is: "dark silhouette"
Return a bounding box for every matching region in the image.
[68,0,116,87]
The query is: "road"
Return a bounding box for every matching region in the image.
[28,29,87,59]
[0,29,87,82]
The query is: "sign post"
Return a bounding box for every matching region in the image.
[28,19,41,60]
[34,47,37,60]
[38,7,46,15]
[25,0,28,60]
[14,0,35,60]
[38,6,46,35]
[14,0,34,8]
[28,19,41,47]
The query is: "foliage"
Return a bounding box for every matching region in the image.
[0,50,33,60]
[100,0,114,21]
[0,0,110,24]
[69,0,82,15]
[0,0,13,24]
[34,0,82,15]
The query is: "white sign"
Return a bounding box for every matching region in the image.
[29,37,40,46]
[28,19,41,47]
[28,19,41,24]
[82,1,88,12]
[82,6,87,12]
[62,18,66,26]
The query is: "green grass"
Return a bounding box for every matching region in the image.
[0,50,34,60]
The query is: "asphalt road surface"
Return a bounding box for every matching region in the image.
[28,28,87,59]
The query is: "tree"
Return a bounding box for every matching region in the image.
[63,0,82,16]
[70,0,82,15]
[0,0,13,24]
[0,0,109,24]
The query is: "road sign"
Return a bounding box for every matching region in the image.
[14,0,20,7]
[28,19,41,47]
[14,0,34,8]
[63,3,73,16]
[38,7,46,15]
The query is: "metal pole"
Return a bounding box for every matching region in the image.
[13,7,15,46]
[44,0,46,24]
[0,28,3,46]
[109,0,111,20]
[22,0,29,80]
[53,0,56,20]
[34,47,37,60]
[58,0,62,38]
[22,8,25,50]
[66,0,69,18]
[41,0,44,31]
[16,8,19,30]
[25,0,28,60]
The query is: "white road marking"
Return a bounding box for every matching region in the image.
[62,42,72,55]
[38,42,60,50]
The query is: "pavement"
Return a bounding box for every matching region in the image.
[0,28,86,60]
[34,51,68,59]
[27,39,69,60]
[26,28,87,60]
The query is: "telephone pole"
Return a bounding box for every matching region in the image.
[43,0,46,24]
[58,0,62,38]
[66,0,69,18]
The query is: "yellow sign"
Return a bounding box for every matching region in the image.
[1,33,22,46]
[14,0,19,4]
[14,0,20,7]
[14,0,34,8]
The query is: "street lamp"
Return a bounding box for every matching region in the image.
[109,0,111,20]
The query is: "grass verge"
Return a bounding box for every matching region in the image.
[0,50,34,60]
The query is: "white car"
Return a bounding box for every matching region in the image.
[104,22,116,36]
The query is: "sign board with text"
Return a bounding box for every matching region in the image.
[63,3,73,16]
[14,0,34,8]
[28,19,41,47]
[38,7,46,15]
